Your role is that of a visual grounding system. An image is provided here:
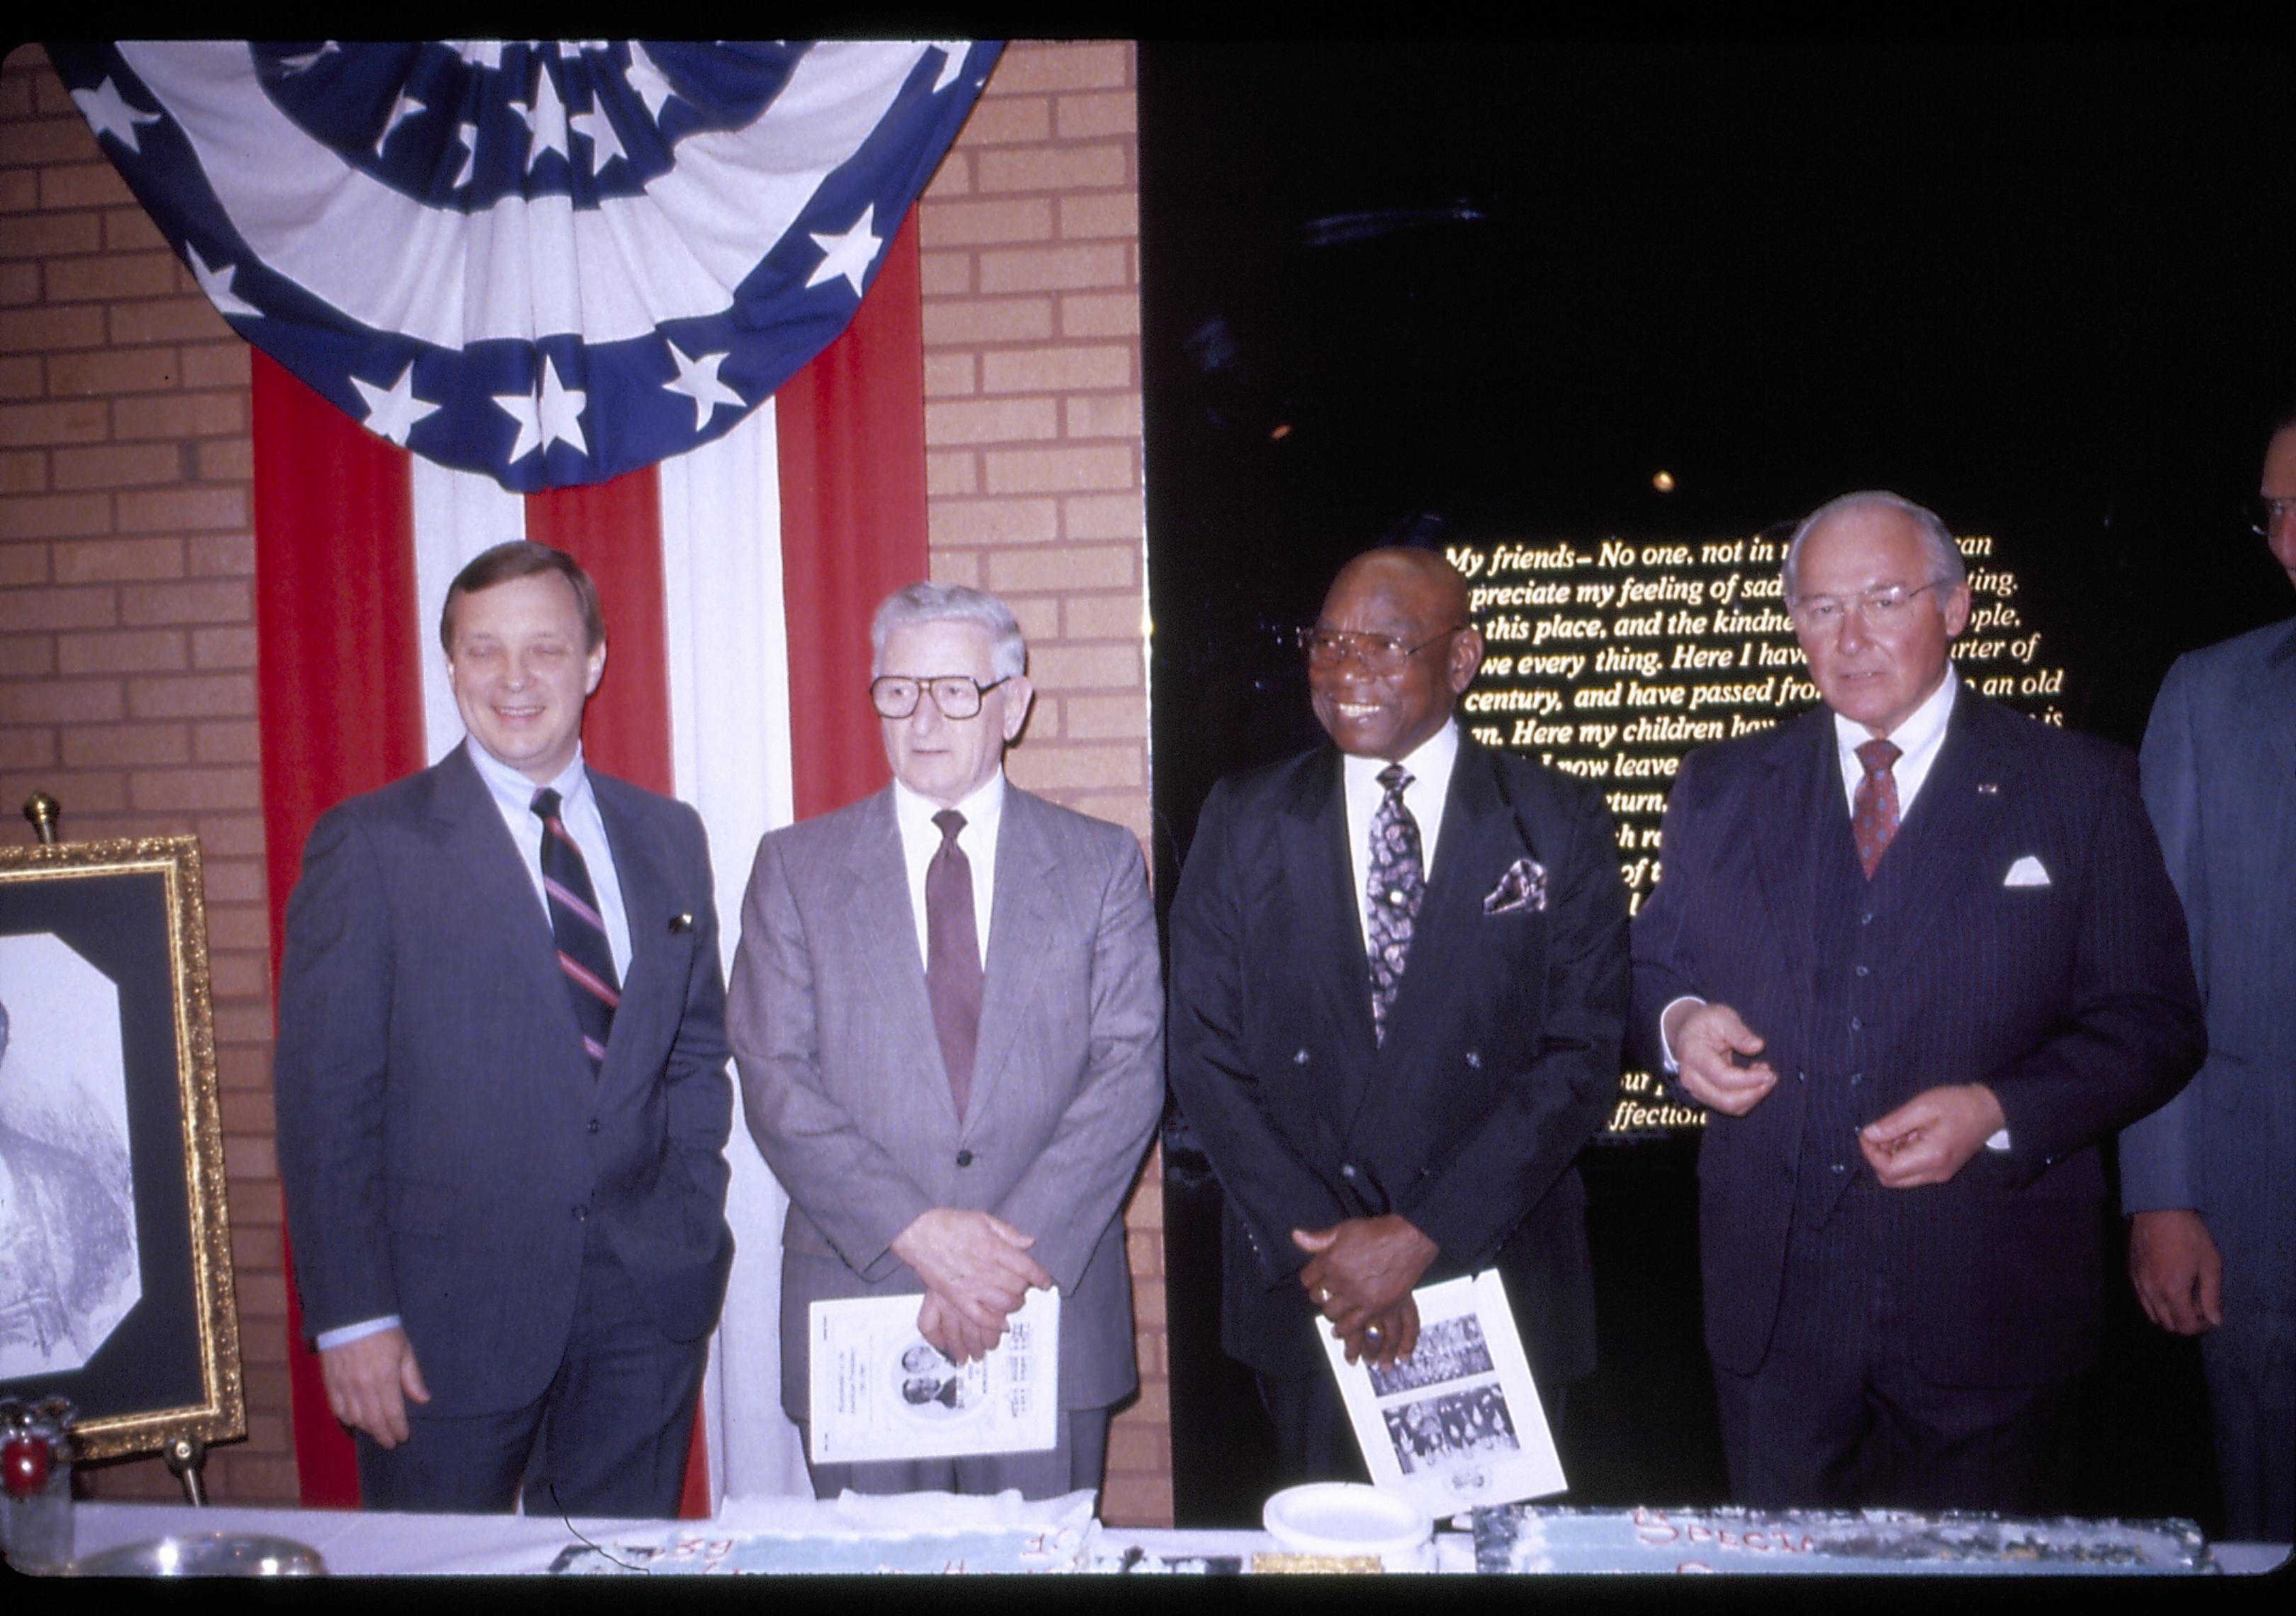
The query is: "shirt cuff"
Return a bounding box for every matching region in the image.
[1657,996,1704,1074]
[1984,1129,2010,1152]
[315,1315,402,1352]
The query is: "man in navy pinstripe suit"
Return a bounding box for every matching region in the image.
[1628,491,2203,1513]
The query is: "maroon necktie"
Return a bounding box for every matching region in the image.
[1852,739,1903,879]
[925,809,981,1118]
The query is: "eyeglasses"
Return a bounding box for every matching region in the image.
[1786,578,1951,632]
[869,675,1011,721]
[1297,625,1466,673]
[2249,496,2295,538]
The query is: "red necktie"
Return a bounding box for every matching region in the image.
[1852,739,1903,879]
[925,809,981,1118]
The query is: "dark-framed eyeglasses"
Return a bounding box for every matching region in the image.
[1296,624,1467,673]
[870,674,1011,721]
[2248,496,2294,539]
[1786,578,1950,632]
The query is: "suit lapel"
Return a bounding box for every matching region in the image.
[1750,711,1835,1003]
[1375,743,1505,1070]
[2256,622,2296,785]
[1277,752,1380,1098]
[594,780,674,1090]
[970,790,1057,1133]
[831,791,955,1126]
[1867,690,2026,980]
[429,746,570,1037]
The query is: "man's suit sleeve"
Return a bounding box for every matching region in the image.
[273,807,399,1337]
[728,833,935,1281]
[660,806,735,1211]
[1393,775,1628,1267]
[1626,748,1712,1092]
[1166,778,1352,1281]
[990,828,1163,1291]
[1981,739,2204,1182]
[2120,655,2204,1213]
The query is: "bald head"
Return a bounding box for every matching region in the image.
[1328,547,1473,628]
[1308,547,1483,761]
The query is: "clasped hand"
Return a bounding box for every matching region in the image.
[1857,1083,2005,1187]
[891,1208,1052,1364]
[1667,1001,1778,1116]
[1292,1215,1438,1371]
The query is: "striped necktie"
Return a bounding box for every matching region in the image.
[531,787,620,1070]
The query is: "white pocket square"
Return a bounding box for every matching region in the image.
[1483,857,1548,915]
[2003,855,2050,888]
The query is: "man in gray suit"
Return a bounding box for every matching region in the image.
[728,582,1162,1500]
[276,542,734,1515]
[2120,408,2296,1544]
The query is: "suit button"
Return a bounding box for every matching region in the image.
[587,1118,601,1135]
[1294,1048,1310,1065]
[1464,1050,1482,1069]
[1850,1016,1863,1032]
[1341,1163,1358,1180]
[955,1150,974,1167]
[1830,1163,1847,1175]
[1848,1072,1863,1086]
[1854,965,1870,978]
[1860,911,1875,925]
[573,1204,589,1220]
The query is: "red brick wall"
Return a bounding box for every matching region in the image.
[0,40,1164,1523]
[0,43,288,1501]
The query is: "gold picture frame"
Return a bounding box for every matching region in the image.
[0,836,243,1462]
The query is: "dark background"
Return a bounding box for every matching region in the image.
[1138,37,2294,1529]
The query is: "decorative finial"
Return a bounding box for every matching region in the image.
[22,792,59,845]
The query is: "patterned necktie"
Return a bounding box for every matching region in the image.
[1852,738,1903,880]
[1366,763,1425,1045]
[531,787,620,1070]
[925,809,982,1118]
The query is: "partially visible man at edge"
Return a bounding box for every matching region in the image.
[2120,407,2296,1545]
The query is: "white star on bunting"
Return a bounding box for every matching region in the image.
[351,362,441,446]
[570,101,625,173]
[516,58,570,170]
[71,77,162,155]
[661,341,743,430]
[806,205,882,298]
[183,242,259,319]
[624,44,677,122]
[495,356,589,462]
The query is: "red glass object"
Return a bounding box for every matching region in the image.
[1,1434,50,1498]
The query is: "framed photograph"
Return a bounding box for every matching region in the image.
[1319,1269,1565,1520]
[0,836,243,1462]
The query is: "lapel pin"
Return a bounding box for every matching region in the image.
[668,913,694,933]
[1976,782,1998,796]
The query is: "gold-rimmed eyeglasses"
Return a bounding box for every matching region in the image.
[1297,625,1466,673]
[1786,578,1951,632]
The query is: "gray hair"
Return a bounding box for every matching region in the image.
[1781,490,1966,602]
[870,582,1028,680]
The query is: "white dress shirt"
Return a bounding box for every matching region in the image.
[893,771,1003,970]
[1340,721,1460,953]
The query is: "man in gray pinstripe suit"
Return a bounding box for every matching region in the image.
[1629,490,2203,1513]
